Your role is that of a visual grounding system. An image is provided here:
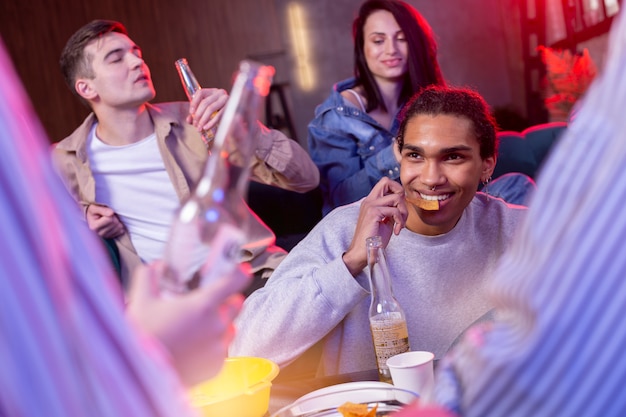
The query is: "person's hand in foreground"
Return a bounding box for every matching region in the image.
[342,177,408,276]
[125,260,251,387]
[85,203,126,238]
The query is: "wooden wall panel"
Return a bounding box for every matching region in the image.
[0,0,283,142]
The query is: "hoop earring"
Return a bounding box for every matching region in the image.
[481,176,492,195]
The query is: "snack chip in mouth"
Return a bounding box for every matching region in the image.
[405,196,440,211]
[338,401,379,417]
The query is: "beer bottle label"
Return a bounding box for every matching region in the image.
[370,314,410,372]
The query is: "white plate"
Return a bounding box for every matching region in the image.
[275,382,417,416]
[297,381,394,402]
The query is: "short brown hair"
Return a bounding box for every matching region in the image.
[59,20,128,103]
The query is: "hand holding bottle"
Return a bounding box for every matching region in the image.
[126,260,251,386]
[162,60,275,295]
[187,87,228,135]
[176,58,227,147]
[367,235,411,383]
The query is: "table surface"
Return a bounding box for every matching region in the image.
[267,369,381,416]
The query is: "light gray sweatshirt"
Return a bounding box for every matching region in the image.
[230,193,526,376]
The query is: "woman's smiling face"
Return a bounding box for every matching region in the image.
[400,113,496,236]
[363,9,408,83]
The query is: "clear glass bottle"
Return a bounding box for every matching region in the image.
[175,57,215,147]
[161,60,275,295]
[367,235,411,383]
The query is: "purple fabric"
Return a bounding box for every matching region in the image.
[0,39,192,417]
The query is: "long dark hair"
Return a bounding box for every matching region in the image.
[352,0,445,113]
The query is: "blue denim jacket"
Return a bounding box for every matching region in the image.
[308,78,402,215]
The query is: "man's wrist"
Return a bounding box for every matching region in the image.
[342,250,365,277]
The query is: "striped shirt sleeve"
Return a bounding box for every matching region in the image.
[432,10,626,417]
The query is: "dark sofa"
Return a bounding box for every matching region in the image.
[493,121,568,180]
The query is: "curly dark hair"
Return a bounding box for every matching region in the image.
[352,0,446,113]
[59,20,128,103]
[396,85,498,159]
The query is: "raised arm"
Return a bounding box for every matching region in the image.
[250,122,320,193]
[230,178,406,368]
[191,88,319,193]
[229,208,368,368]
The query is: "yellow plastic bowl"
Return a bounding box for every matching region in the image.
[189,356,280,417]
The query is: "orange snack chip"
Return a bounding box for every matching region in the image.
[338,401,379,417]
[405,196,440,211]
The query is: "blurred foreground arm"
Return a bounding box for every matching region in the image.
[428,11,626,417]
[126,261,251,387]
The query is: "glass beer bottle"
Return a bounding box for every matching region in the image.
[367,235,410,383]
[175,57,215,147]
[161,60,275,295]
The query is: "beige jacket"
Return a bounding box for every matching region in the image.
[52,102,319,285]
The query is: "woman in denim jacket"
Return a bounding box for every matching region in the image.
[308,0,445,215]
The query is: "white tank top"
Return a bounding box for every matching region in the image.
[88,124,179,263]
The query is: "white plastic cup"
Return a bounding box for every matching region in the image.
[386,351,435,401]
